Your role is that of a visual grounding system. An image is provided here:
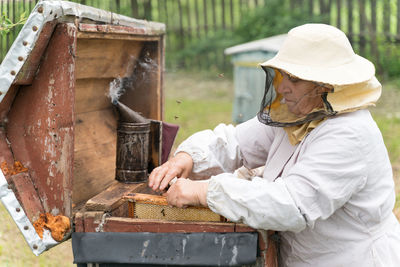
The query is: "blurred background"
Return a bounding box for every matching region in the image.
[0,0,399,266]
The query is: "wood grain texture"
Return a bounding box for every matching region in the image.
[74,78,114,114]
[84,181,146,212]
[0,128,15,183]
[0,85,19,122]
[119,41,162,121]
[83,217,235,233]
[10,172,44,222]
[75,38,143,79]
[73,108,117,205]
[74,211,85,232]
[78,24,164,37]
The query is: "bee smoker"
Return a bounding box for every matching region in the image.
[114,101,150,183]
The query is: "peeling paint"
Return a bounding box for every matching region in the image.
[141,240,149,257]
[219,236,226,264]
[230,245,238,265]
[51,207,59,216]
[58,128,73,217]
[67,24,75,37]
[95,213,109,232]
[68,64,74,88]
[42,195,49,212]
[182,238,187,256]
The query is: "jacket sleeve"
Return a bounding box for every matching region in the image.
[174,123,242,179]
[207,174,307,232]
[207,117,369,231]
[175,117,274,179]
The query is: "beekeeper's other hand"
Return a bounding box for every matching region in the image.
[148,152,193,192]
[166,178,208,208]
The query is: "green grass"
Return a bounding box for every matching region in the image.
[370,78,400,218]
[164,71,234,147]
[165,98,232,146]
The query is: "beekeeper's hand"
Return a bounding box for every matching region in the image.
[148,152,193,192]
[166,178,208,208]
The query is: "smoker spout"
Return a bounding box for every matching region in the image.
[114,100,148,123]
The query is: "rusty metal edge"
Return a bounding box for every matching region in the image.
[0,0,165,257]
[0,170,59,255]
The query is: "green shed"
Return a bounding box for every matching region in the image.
[225,34,287,123]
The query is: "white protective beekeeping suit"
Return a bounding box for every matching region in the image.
[175,24,400,266]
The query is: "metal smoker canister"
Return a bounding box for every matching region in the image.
[115,121,150,183]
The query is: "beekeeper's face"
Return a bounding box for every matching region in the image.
[277,71,328,116]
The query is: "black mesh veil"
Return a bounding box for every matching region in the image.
[257,67,336,127]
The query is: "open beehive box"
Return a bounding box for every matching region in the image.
[0,2,276,266]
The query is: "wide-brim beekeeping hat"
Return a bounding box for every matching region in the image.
[258,23,381,127]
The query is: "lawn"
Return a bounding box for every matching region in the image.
[0,71,399,265]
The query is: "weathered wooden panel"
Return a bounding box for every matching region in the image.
[74,212,85,232]
[74,78,114,114]
[0,85,19,122]
[78,24,163,37]
[6,23,76,218]
[119,40,163,121]
[10,172,44,222]
[265,231,278,267]
[75,38,143,79]
[84,181,146,212]
[83,216,236,233]
[73,108,117,205]
[0,128,15,184]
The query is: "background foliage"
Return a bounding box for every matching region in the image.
[1,0,400,78]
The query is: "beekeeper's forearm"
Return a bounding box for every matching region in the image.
[175,123,243,179]
[207,174,307,232]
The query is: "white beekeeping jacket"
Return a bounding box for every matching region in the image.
[175,109,400,267]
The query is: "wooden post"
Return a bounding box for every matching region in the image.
[230,0,234,27]
[397,0,400,41]
[383,0,391,41]
[358,0,366,55]
[194,0,200,38]
[347,0,353,45]
[239,0,244,20]
[116,0,120,13]
[12,0,16,43]
[336,0,341,29]
[6,0,10,51]
[130,0,138,18]
[157,0,162,21]
[144,0,152,20]
[309,0,314,16]
[222,0,226,30]
[186,0,192,41]
[177,0,185,67]
[203,0,209,37]
[212,0,217,31]
[370,0,380,71]
[0,0,3,61]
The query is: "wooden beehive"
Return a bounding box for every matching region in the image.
[0,2,277,266]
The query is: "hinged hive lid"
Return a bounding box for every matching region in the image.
[0,0,165,255]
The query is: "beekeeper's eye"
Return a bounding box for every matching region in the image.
[278,70,299,83]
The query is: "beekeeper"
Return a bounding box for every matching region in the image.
[149,24,400,266]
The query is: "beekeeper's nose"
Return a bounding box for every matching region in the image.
[277,78,292,94]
